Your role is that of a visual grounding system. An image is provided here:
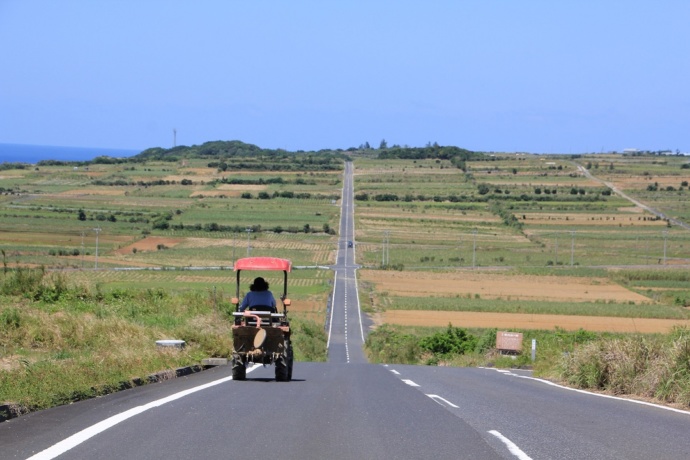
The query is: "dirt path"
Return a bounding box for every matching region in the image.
[380,311,690,333]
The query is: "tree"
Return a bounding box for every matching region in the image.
[77,209,86,221]
[379,139,388,150]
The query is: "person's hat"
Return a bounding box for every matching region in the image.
[251,277,269,291]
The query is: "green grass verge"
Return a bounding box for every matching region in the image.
[0,269,327,411]
[365,323,690,407]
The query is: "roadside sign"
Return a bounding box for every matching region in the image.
[496,331,523,353]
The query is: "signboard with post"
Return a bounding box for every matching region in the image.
[496,331,523,355]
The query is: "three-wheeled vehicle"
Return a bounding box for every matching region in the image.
[230,257,293,381]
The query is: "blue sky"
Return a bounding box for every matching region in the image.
[1,1,688,153]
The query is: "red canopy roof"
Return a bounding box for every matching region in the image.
[233,257,292,272]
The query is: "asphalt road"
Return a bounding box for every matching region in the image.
[3,161,690,459]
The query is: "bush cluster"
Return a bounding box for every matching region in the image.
[560,328,690,405]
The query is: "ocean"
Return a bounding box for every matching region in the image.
[0,143,141,163]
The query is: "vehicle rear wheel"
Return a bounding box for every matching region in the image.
[231,356,246,381]
[275,340,293,382]
[275,355,288,381]
[286,341,294,381]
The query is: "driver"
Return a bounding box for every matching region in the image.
[239,277,277,312]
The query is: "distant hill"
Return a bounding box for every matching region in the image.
[134,139,484,172]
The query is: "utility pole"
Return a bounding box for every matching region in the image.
[554,234,558,265]
[173,128,177,148]
[570,231,576,266]
[232,231,236,265]
[472,229,477,269]
[246,227,253,257]
[386,231,390,266]
[663,230,668,265]
[80,231,85,269]
[93,227,101,269]
[382,230,390,267]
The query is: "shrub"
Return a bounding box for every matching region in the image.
[475,329,497,354]
[419,324,477,356]
[365,324,421,364]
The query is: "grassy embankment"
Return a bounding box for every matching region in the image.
[0,266,330,415]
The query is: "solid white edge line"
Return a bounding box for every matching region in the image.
[483,367,690,416]
[354,269,364,342]
[28,365,261,460]
[326,276,337,350]
[488,430,533,460]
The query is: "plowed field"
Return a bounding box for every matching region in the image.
[377,311,690,333]
[359,270,685,332]
[359,270,649,304]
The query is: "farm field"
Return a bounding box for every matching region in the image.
[572,153,690,223]
[0,157,342,271]
[352,153,690,331]
[379,311,690,333]
[0,152,345,338]
[2,151,690,334]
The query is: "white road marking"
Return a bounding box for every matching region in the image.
[488,430,533,460]
[483,367,690,415]
[402,379,420,387]
[344,293,350,363]
[389,369,401,375]
[354,269,365,342]
[27,365,261,460]
[426,394,459,408]
[326,276,337,349]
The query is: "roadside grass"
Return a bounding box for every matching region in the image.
[365,324,619,370]
[559,327,690,406]
[0,268,328,412]
[365,322,690,407]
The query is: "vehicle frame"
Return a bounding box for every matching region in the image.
[230,257,293,381]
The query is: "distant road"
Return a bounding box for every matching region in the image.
[577,164,690,231]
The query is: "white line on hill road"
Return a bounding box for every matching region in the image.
[27,365,262,460]
[326,276,337,349]
[482,367,690,416]
[402,379,420,387]
[426,394,459,408]
[489,430,533,460]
